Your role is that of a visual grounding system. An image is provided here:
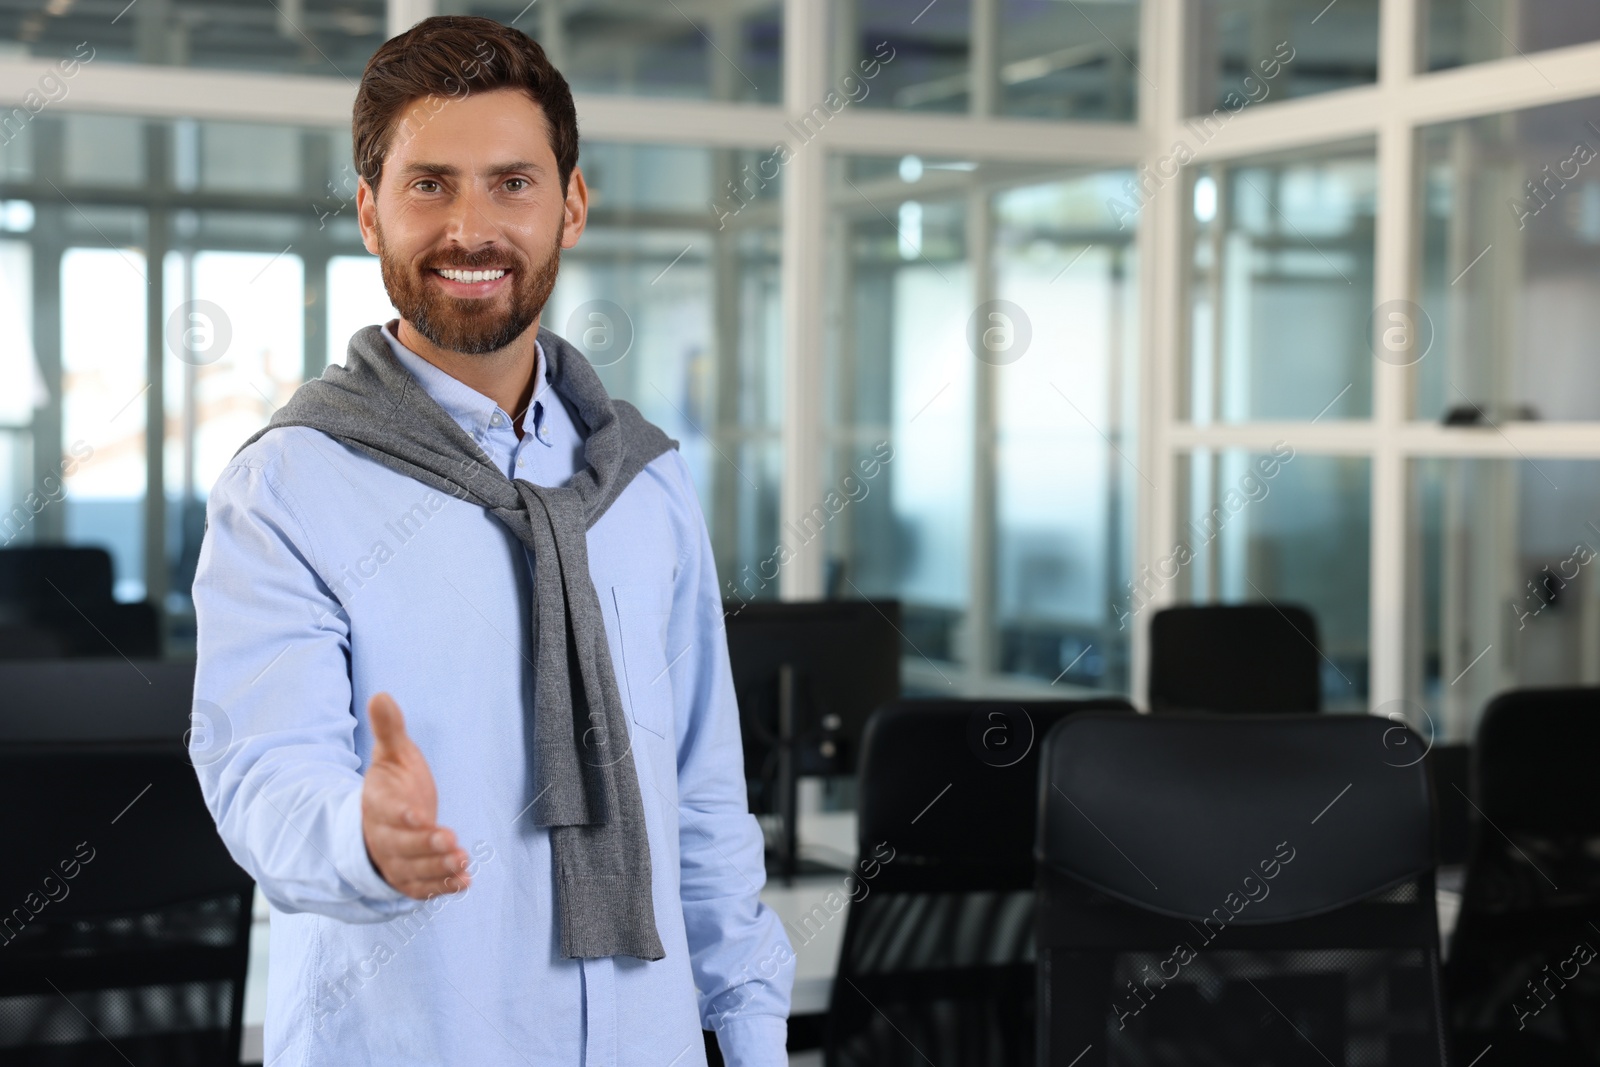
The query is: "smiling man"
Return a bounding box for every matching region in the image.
[189,16,793,1067]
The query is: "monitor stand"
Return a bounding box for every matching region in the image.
[767,663,848,883]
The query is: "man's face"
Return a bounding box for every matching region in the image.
[358,87,586,355]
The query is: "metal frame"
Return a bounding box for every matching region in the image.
[8,0,1600,702]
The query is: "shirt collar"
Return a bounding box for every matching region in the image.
[379,319,549,439]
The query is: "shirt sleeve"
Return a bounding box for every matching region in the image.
[190,454,421,924]
[661,455,795,1067]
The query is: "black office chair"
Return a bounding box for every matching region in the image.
[1037,712,1447,1066]
[1445,687,1600,1064]
[0,546,161,658]
[1148,603,1321,712]
[823,697,1133,1067]
[0,743,254,1065]
[1428,743,1472,868]
[0,623,68,660]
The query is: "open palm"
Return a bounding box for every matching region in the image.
[361,692,471,899]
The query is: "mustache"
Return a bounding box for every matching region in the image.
[425,249,522,270]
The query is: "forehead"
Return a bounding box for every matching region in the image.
[384,87,555,167]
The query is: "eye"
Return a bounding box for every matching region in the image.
[504,178,528,192]
[415,179,441,193]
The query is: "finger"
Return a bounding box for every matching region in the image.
[368,692,411,763]
[369,824,458,860]
[398,877,470,901]
[395,860,474,899]
[385,848,471,886]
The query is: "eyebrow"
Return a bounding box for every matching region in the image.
[397,160,546,179]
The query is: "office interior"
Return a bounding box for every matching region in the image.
[3,0,1600,1063]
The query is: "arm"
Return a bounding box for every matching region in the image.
[663,457,795,1067]
[191,458,419,923]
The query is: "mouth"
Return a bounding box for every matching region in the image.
[429,266,512,295]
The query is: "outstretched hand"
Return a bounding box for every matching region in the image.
[361,692,471,899]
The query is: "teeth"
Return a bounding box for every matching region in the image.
[436,268,507,283]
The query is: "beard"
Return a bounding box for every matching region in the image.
[376,217,563,355]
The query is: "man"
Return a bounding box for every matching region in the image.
[190,16,793,1066]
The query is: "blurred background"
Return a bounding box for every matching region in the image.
[9,0,1600,736]
[5,0,1600,1061]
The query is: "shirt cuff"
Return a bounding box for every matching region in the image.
[332,785,411,906]
[712,1014,787,1067]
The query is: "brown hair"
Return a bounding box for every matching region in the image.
[352,15,579,196]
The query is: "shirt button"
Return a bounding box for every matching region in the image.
[538,424,550,441]
[490,412,504,427]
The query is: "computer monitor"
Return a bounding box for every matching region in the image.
[723,599,902,879]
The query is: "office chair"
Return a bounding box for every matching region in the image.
[0,623,68,660]
[0,545,161,658]
[1148,603,1322,712]
[1037,712,1447,1066]
[1445,687,1600,1064]
[0,743,254,1065]
[823,697,1133,1067]
[1428,743,1473,868]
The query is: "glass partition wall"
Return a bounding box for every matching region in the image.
[820,155,1139,693]
[8,0,1600,718]
[1166,0,1600,740]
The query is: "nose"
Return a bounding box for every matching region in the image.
[442,179,503,251]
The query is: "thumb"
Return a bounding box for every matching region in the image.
[368,692,413,763]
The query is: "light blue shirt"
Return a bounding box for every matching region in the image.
[190,320,793,1067]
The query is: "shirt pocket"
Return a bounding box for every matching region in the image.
[611,582,677,740]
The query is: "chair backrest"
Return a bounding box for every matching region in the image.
[0,546,116,607]
[0,743,253,1066]
[1446,687,1600,1062]
[1427,743,1472,867]
[0,623,68,660]
[1036,712,1445,1067]
[1148,603,1322,712]
[0,547,161,658]
[824,697,1133,1067]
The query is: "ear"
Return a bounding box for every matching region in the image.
[560,165,589,249]
[356,177,380,256]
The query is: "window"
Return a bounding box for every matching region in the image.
[824,155,1138,691]
[1425,0,1600,72]
[1418,98,1600,422]
[838,0,1142,120]
[1187,145,1376,423]
[1175,449,1371,709]
[439,1,782,102]
[1189,0,1377,109]
[2,0,386,78]
[60,238,148,601]
[1412,458,1600,741]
